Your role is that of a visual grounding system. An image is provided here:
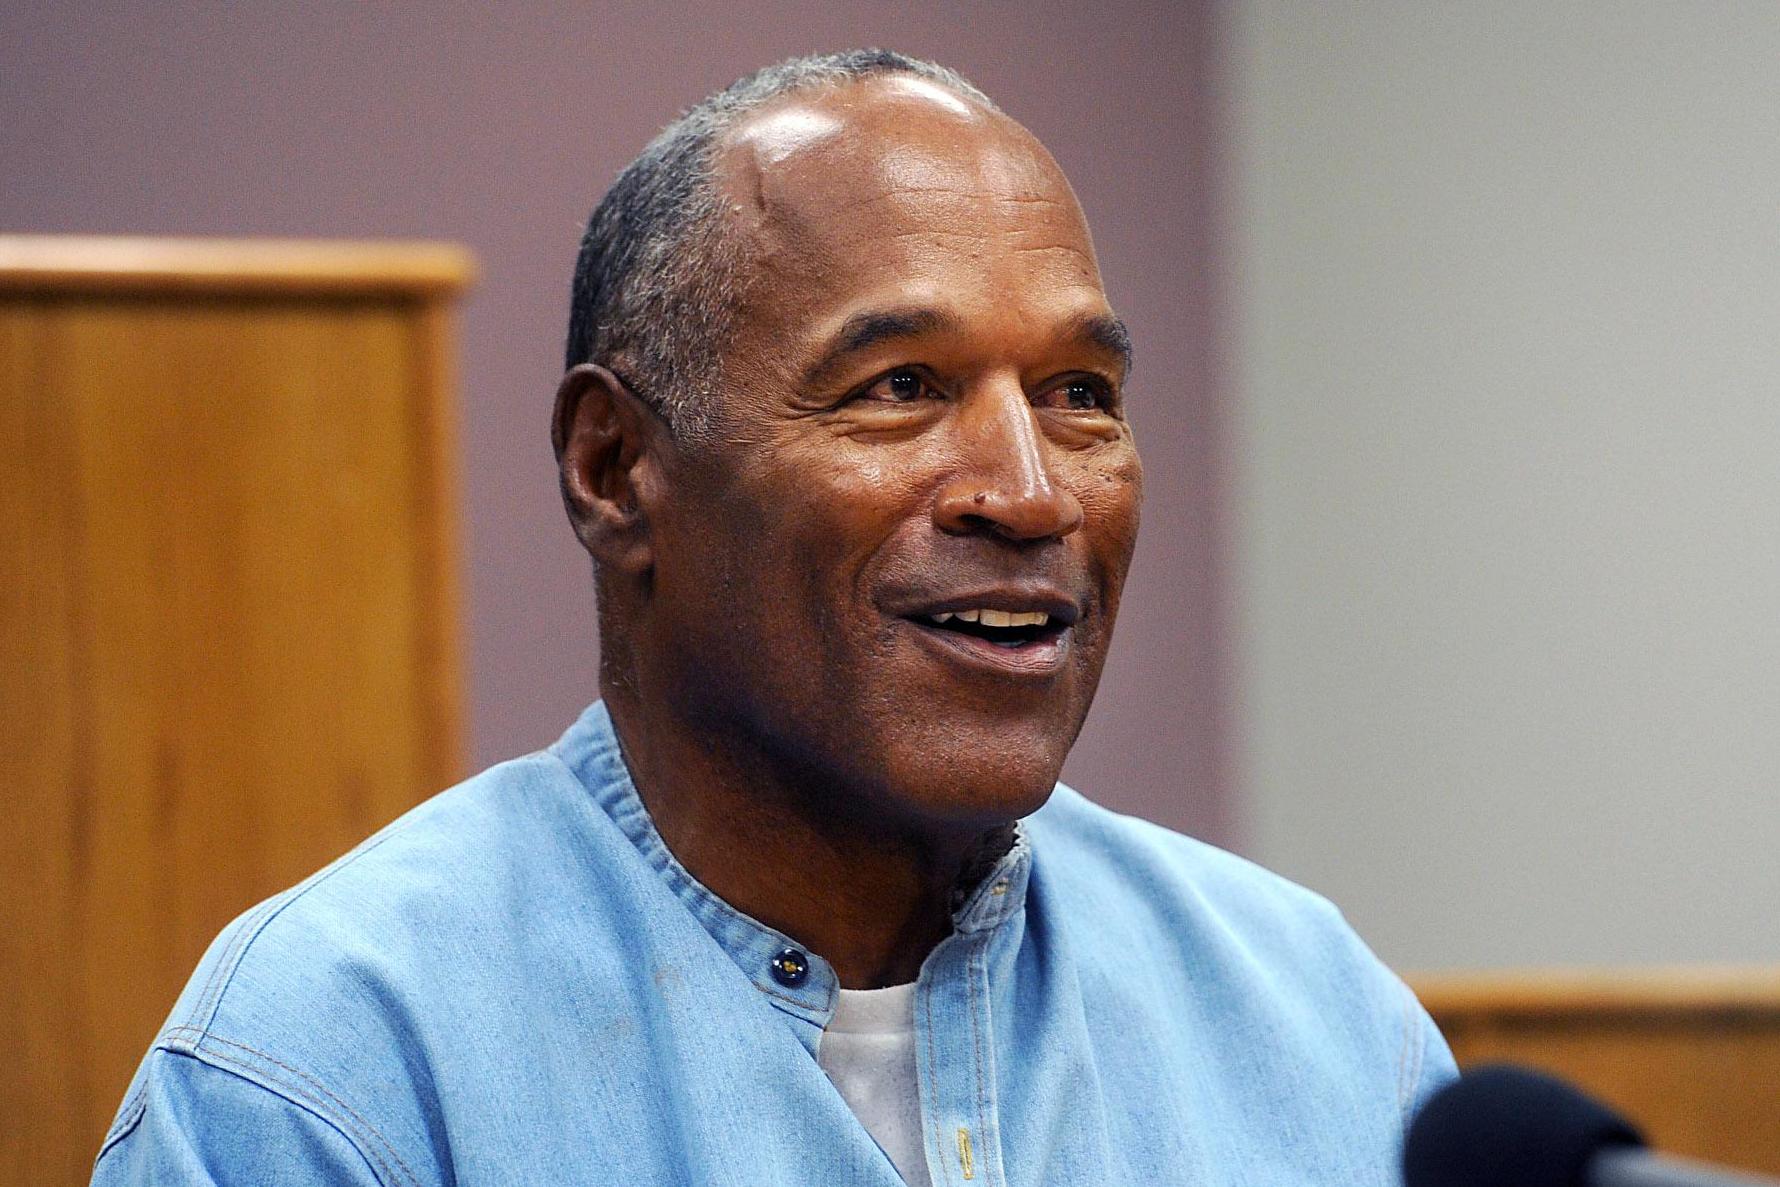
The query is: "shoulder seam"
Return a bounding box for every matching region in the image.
[175,823,417,1038]
[154,1035,421,1187]
[1395,977,1427,1127]
[95,1090,148,1161]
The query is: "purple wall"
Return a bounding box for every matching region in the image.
[3,2,1231,842]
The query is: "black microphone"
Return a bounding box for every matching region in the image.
[1403,1064,1779,1187]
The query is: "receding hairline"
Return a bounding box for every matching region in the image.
[564,50,1013,431]
[711,70,1035,190]
[705,74,1080,275]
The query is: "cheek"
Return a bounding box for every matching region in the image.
[1079,449,1144,576]
[760,443,928,555]
[706,447,925,657]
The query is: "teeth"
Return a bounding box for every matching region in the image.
[928,608,1052,628]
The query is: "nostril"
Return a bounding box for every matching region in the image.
[936,482,1083,541]
[953,512,1012,539]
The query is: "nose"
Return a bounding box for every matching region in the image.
[933,383,1084,542]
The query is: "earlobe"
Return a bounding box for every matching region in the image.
[552,364,660,575]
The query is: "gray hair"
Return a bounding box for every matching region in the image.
[564,49,997,436]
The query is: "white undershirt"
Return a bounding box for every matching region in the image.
[817,983,932,1187]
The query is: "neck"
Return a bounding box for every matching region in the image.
[602,684,1011,989]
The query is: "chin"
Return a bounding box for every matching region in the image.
[876,740,1067,832]
[851,695,1087,823]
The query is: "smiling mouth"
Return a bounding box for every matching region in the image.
[917,608,1067,648]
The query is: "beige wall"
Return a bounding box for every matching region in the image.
[1232,2,1780,968]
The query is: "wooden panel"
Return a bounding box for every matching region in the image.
[0,293,92,1187]
[1413,968,1780,1176]
[0,235,474,299]
[0,237,469,1187]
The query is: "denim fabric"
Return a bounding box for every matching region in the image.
[94,701,1455,1185]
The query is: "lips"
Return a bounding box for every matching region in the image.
[896,587,1081,626]
[892,587,1081,678]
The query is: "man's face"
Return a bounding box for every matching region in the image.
[639,77,1143,839]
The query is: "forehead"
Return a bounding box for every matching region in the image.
[714,77,1107,329]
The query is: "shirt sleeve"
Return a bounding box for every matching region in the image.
[92,1049,388,1187]
[1401,982,1461,1129]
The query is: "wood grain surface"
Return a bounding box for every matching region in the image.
[1,236,470,1187]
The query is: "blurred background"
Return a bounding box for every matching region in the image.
[7,0,1779,974]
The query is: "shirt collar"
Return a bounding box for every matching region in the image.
[552,701,1032,1026]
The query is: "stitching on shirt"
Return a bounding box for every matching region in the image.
[1400,981,1427,1126]
[1393,979,1418,1121]
[175,1043,408,1187]
[1392,983,1411,1115]
[95,1091,148,1161]
[185,827,412,1037]
[923,974,956,1187]
[166,1028,412,1168]
[108,1078,149,1139]
[187,896,279,1033]
[752,980,826,1013]
[967,934,993,1187]
[549,747,853,1018]
[146,1048,392,1186]
[1405,1021,1426,1125]
[163,1027,421,1187]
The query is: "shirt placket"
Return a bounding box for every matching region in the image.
[914,846,1026,1187]
[917,931,1000,1186]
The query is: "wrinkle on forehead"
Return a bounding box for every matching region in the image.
[869,138,1056,207]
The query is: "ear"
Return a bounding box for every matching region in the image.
[552,363,666,576]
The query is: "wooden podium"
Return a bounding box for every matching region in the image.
[0,236,473,1186]
[1415,967,1780,1176]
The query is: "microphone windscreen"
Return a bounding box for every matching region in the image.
[1403,1064,1645,1187]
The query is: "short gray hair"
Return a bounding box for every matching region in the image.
[564,50,996,435]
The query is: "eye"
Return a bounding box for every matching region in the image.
[859,368,940,404]
[1036,377,1117,412]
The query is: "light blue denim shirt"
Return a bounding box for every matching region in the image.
[95,701,1454,1185]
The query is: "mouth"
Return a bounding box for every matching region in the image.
[917,607,1068,648]
[898,597,1079,677]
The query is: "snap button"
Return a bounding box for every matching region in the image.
[769,947,810,988]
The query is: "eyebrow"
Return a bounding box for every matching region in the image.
[802,307,960,388]
[799,303,1135,389]
[1065,310,1134,378]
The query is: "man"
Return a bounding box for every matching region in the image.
[95,50,1453,1185]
